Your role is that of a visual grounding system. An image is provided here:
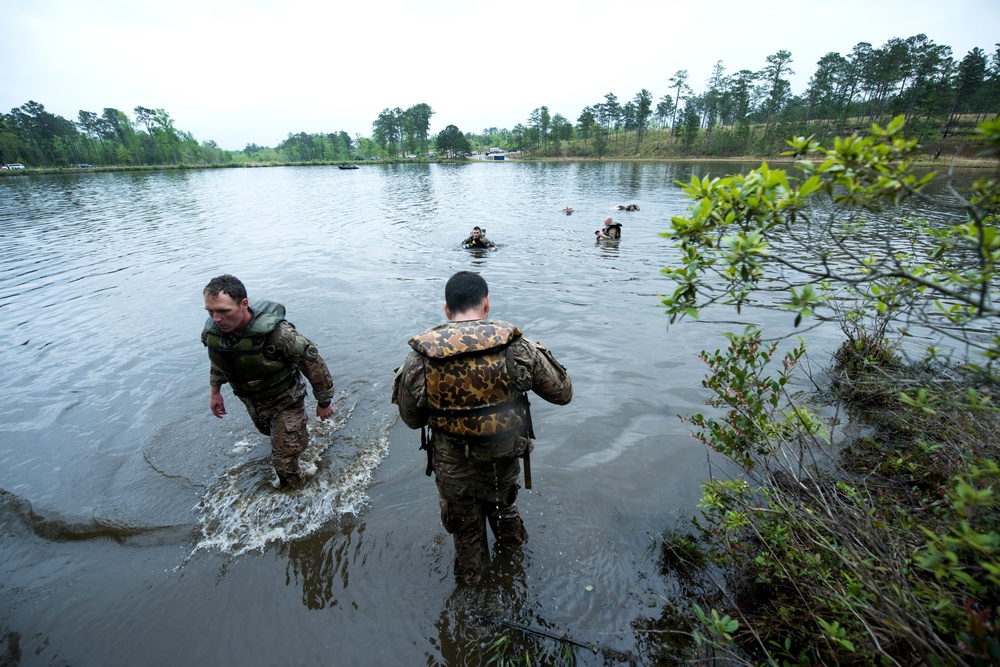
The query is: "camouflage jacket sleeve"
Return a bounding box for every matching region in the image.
[267,321,335,402]
[209,365,227,388]
[391,349,429,430]
[201,329,228,388]
[511,336,573,405]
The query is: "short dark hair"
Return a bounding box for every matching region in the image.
[204,274,247,302]
[445,271,488,313]
[472,226,482,232]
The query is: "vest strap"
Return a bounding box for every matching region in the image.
[427,396,521,419]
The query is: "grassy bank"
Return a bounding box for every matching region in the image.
[651,332,1000,665]
[636,116,1000,666]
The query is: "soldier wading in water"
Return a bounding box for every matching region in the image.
[393,271,573,583]
[461,226,498,251]
[202,275,335,490]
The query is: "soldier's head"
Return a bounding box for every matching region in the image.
[471,226,482,239]
[604,217,614,226]
[203,274,251,334]
[445,271,489,321]
[204,274,247,303]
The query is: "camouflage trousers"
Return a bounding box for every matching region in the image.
[435,457,529,584]
[241,389,309,487]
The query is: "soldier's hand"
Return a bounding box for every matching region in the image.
[317,403,334,420]
[210,393,226,418]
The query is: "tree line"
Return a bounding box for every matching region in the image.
[1,103,226,168]
[467,36,1000,158]
[0,102,361,168]
[4,34,997,168]
[370,104,435,158]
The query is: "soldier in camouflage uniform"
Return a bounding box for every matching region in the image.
[596,217,622,239]
[461,226,497,250]
[392,271,573,584]
[202,275,335,490]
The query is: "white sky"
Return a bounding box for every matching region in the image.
[2,0,997,150]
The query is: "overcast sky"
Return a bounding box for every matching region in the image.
[2,0,997,151]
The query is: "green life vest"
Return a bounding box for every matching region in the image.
[409,320,528,445]
[202,300,297,399]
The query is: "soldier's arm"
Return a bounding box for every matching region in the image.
[268,322,335,403]
[513,338,573,405]
[201,329,229,417]
[209,364,227,388]
[201,329,229,388]
[392,351,429,429]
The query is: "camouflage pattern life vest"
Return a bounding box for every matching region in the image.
[202,300,297,399]
[409,320,528,444]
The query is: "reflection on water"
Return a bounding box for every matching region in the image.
[0,162,978,665]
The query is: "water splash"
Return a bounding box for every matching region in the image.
[191,400,389,556]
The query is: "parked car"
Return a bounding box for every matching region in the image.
[4,163,25,170]
[405,154,417,159]
[76,163,92,168]
[427,153,436,158]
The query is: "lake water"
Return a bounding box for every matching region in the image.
[0,161,970,665]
